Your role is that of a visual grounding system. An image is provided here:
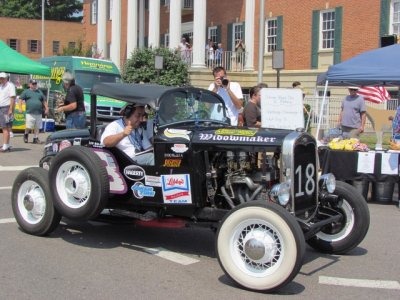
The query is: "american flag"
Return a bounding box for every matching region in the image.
[357,86,391,104]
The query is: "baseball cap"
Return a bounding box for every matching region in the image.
[347,86,359,90]
[62,72,74,83]
[0,72,8,78]
[29,79,38,84]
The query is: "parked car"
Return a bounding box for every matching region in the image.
[11,83,370,292]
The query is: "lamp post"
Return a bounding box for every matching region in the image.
[41,0,45,58]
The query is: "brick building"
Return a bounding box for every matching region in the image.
[0,17,83,61]
[83,0,399,94]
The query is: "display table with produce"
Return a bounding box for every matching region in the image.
[319,141,399,203]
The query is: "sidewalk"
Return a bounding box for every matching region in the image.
[0,131,53,166]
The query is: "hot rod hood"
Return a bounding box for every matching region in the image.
[191,128,291,151]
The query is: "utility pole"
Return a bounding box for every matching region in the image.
[41,0,45,58]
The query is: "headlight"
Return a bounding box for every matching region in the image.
[319,173,336,193]
[270,181,291,206]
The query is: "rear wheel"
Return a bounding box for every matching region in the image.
[307,181,370,254]
[216,201,305,292]
[12,167,61,236]
[49,146,109,220]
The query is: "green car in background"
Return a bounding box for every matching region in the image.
[32,56,125,126]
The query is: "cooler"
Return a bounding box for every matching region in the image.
[40,118,55,132]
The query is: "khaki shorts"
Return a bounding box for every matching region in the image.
[26,114,42,129]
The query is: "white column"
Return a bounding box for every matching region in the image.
[138,0,145,48]
[244,0,255,71]
[127,0,138,58]
[97,0,107,58]
[148,0,160,48]
[191,0,207,69]
[111,0,121,69]
[169,0,181,50]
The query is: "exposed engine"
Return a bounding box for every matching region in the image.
[206,151,281,209]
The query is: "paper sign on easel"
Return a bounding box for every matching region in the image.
[260,88,304,130]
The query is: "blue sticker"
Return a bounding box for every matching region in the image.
[131,182,155,199]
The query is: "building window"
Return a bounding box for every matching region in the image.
[52,41,60,54]
[265,18,277,53]
[68,42,76,49]
[163,34,169,48]
[28,40,40,53]
[91,0,97,24]
[391,0,400,36]
[7,39,18,51]
[320,10,335,49]
[232,22,244,50]
[162,0,170,6]
[208,26,217,43]
[183,0,193,9]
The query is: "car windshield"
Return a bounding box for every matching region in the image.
[75,71,122,92]
[158,90,228,126]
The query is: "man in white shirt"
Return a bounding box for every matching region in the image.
[101,103,153,165]
[0,72,16,152]
[208,66,243,126]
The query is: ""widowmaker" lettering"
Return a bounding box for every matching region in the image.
[198,133,277,143]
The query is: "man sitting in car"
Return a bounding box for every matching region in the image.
[101,103,154,165]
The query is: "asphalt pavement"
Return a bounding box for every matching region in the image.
[0,130,399,299]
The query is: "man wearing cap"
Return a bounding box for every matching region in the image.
[338,87,366,138]
[0,72,16,152]
[56,72,85,129]
[101,103,154,165]
[19,79,49,143]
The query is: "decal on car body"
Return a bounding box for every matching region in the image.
[161,174,192,204]
[145,175,162,187]
[124,165,146,181]
[171,144,188,153]
[164,128,191,141]
[131,182,155,199]
[215,128,257,137]
[198,133,277,143]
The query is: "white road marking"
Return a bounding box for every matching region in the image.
[319,276,400,290]
[123,243,199,265]
[0,218,16,224]
[0,165,36,171]
[0,186,12,190]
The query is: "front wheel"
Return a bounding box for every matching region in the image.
[12,167,61,236]
[307,181,370,254]
[216,201,305,292]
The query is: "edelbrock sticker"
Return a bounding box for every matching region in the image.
[124,165,145,181]
[171,144,188,153]
[215,128,257,136]
[131,182,155,199]
[161,174,192,204]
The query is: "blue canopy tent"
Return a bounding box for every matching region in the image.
[315,44,400,140]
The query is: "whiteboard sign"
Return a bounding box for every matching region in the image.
[260,88,304,130]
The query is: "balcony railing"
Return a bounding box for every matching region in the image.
[179,50,247,72]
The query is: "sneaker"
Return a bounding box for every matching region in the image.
[33,138,40,144]
[23,134,28,143]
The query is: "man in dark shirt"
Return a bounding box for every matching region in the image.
[19,79,48,143]
[56,72,85,129]
[243,85,262,128]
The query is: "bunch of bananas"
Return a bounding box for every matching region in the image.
[389,140,400,150]
[328,138,369,151]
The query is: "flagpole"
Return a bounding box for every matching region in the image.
[41,0,45,58]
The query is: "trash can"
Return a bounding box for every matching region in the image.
[351,180,370,202]
[371,181,394,203]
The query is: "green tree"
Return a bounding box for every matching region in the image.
[62,39,92,57]
[123,47,190,86]
[0,0,82,22]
